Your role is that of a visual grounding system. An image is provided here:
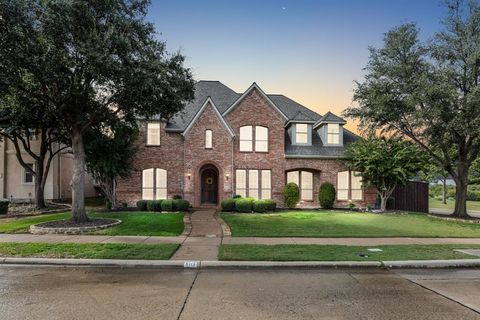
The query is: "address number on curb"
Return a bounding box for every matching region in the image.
[184,261,199,269]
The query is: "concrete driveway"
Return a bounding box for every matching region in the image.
[0,266,479,319]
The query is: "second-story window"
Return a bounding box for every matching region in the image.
[146,122,160,146]
[295,124,308,144]
[327,123,340,144]
[239,126,253,152]
[205,130,212,149]
[255,126,268,152]
[240,125,269,152]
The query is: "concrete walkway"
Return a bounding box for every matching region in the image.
[171,209,222,261]
[222,237,480,245]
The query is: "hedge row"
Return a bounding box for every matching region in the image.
[221,197,276,213]
[136,199,190,212]
[0,199,9,215]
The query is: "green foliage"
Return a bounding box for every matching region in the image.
[161,200,173,212]
[235,198,255,213]
[173,199,190,211]
[0,200,9,215]
[343,2,480,217]
[221,198,236,212]
[264,199,277,212]
[136,200,148,211]
[319,183,335,209]
[252,200,277,213]
[173,195,182,200]
[233,195,242,199]
[146,200,156,212]
[283,183,300,209]
[344,136,427,211]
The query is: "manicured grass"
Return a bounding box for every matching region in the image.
[0,212,184,236]
[219,244,480,261]
[0,242,178,260]
[221,211,480,237]
[429,197,480,212]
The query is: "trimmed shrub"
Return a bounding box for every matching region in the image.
[136,200,148,211]
[221,198,236,211]
[253,200,268,213]
[319,182,335,209]
[0,199,8,215]
[146,200,156,211]
[235,198,254,213]
[161,199,173,212]
[173,199,190,211]
[173,194,182,200]
[233,194,242,199]
[153,200,163,211]
[264,199,277,211]
[284,183,300,208]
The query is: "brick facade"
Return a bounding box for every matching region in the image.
[116,87,377,208]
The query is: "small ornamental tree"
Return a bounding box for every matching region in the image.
[319,182,335,209]
[284,183,300,209]
[344,136,427,212]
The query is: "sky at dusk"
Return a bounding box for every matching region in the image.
[147,0,447,132]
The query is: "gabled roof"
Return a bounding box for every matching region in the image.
[313,111,347,129]
[182,97,235,137]
[222,83,289,121]
[268,95,321,123]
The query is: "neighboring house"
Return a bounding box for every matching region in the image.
[116,81,377,208]
[0,138,97,202]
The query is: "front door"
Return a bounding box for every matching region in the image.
[201,168,218,205]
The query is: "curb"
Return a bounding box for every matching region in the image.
[2,257,480,269]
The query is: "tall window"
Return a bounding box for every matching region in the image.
[287,170,313,201]
[23,164,34,184]
[205,130,213,149]
[142,168,167,200]
[240,125,269,152]
[337,170,362,201]
[327,123,340,144]
[255,126,268,152]
[235,169,272,199]
[295,124,308,144]
[239,126,253,152]
[146,122,160,146]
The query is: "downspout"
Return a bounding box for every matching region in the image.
[231,135,234,197]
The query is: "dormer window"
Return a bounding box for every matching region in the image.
[295,124,309,144]
[327,124,340,144]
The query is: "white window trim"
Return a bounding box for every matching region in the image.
[146,122,161,146]
[142,168,168,200]
[235,169,272,199]
[286,170,313,201]
[205,129,213,149]
[337,170,363,201]
[239,126,253,152]
[295,123,309,145]
[255,126,269,153]
[327,123,340,145]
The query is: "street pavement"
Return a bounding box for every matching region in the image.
[0,266,479,319]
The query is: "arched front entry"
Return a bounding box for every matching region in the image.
[200,164,219,205]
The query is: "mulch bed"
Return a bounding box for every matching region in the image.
[37,218,118,229]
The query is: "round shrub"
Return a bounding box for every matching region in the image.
[146,200,156,211]
[284,183,300,208]
[161,199,173,212]
[0,199,9,215]
[233,194,242,199]
[173,194,182,200]
[153,200,163,211]
[136,200,148,211]
[221,198,236,211]
[319,182,335,209]
[235,198,254,213]
[173,199,190,211]
[253,200,269,213]
[264,199,277,211]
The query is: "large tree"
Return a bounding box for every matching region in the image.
[344,0,480,218]
[0,0,68,208]
[1,0,194,222]
[344,136,427,212]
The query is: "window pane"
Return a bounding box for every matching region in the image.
[296,123,308,133]
[236,170,246,189]
[240,140,252,152]
[205,130,212,148]
[261,189,271,199]
[142,169,154,188]
[240,126,252,139]
[351,171,363,200]
[24,164,34,183]
[142,188,154,200]
[351,190,363,200]
[255,126,268,152]
[261,170,271,199]
[301,171,313,200]
[156,169,167,199]
[287,171,299,185]
[147,123,160,145]
[337,171,349,200]
[327,123,339,133]
[296,133,308,144]
[248,170,259,199]
[328,133,339,144]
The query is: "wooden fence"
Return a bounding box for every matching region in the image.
[387,181,429,213]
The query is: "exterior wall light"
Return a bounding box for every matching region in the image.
[187,173,192,180]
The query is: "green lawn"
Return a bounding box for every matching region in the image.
[219,244,480,261]
[429,197,480,211]
[0,242,178,260]
[0,212,184,236]
[221,211,480,237]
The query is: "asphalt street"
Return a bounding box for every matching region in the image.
[0,266,479,320]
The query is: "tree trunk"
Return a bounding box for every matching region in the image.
[71,126,89,222]
[34,178,45,209]
[379,194,387,212]
[442,178,447,205]
[453,161,469,218]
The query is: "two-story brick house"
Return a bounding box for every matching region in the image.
[116,81,377,208]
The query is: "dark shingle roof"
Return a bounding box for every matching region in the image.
[268,95,321,122]
[313,111,347,128]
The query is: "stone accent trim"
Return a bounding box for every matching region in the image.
[182,214,192,236]
[30,219,122,235]
[215,212,232,237]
